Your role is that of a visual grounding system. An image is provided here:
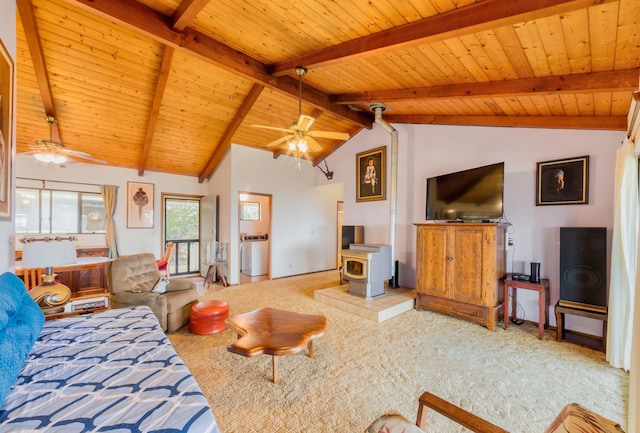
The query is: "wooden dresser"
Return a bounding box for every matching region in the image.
[415,223,507,330]
[16,246,110,297]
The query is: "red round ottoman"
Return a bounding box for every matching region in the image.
[189,300,230,335]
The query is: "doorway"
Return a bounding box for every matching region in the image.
[162,194,201,276]
[238,192,271,284]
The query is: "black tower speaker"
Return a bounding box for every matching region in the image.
[559,227,607,312]
[341,225,364,250]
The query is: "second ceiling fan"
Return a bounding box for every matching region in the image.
[251,67,350,153]
[22,116,107,165]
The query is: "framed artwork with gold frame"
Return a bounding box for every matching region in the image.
[356,146,386,202]
[536,155,589,206]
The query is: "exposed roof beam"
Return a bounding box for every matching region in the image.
[331,69,640,105]
[384,115,627,130]
[138,0,206,175]
[199,84,265,182]
[172,0,210,31]
[138,47,174,176]
[16,0,61,142]
[64,0,372,129]
[269,0,616,75]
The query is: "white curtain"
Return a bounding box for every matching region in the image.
[606,137,638,433]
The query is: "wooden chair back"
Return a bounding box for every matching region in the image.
[22,268,44,290]
[161,242,175,262]
[156,242,175,278]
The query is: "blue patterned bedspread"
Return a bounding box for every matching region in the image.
[0,306,220,433]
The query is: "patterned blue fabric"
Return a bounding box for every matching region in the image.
[0,306,220,433]
[0,272,45,408]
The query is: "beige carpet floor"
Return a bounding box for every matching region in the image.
[168,270,629,433]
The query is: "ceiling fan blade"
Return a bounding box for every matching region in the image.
[305,137,323,152]
[265,135,294,148]
[250,124,294,134]
[306,130,350,140]
[64,150,107,164]
[296,115,315,131]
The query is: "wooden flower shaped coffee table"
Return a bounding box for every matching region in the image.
[225,307,327,384]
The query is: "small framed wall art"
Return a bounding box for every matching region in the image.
[356,146,386,202]
[127,181,154,228]
[0,38,14,221]
[536,155,589,206]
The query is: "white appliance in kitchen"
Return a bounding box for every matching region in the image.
[241,235,269,276]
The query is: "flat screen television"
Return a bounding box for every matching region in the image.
[425,162,504,221]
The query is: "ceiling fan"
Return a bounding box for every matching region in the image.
[251,67,350,154]
[22,116,107,165]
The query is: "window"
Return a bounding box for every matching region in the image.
[15,188,106,234]
[240,201,260,221]
[163,196,200,276]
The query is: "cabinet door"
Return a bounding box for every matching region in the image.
[450,227,485,304]
[416,226,449,297]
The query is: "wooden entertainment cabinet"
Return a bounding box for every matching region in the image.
[415,223,507,331]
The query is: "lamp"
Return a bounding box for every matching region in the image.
[21,238,77,314]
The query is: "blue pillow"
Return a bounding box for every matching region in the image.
[0,272,45,408]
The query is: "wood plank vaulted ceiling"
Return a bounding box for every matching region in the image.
[14,0,640,182]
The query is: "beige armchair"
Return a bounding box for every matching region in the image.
[106,253,199,332]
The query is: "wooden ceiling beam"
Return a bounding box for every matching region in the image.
[384,115,627,131]
[172,0,210,31]
[138,47,174,176]
[331,69,640,105]
[63,0,372,129]
[269,0,617,75]
[138,0,207,175]
[198,84,265,182]
[16,0,61,142]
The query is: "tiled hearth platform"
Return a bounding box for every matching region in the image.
[314,284,415,322]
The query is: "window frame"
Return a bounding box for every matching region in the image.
[15,187,106,234]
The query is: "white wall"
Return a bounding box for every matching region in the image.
[218,145,342,284]
[0,1,15,273]
[318,123,624,335]
[15,155,208,257]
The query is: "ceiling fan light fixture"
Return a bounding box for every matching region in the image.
[288,137,307,152]
[34,152,66,164]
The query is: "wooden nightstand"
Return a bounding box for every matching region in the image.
[44,292,110,321]
[503,277,550,339]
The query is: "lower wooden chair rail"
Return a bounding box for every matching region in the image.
[416,391,510,433]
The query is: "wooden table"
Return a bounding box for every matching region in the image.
[503,277,550,339]
[15,257,109,297]
[225,307,326,384]
[555,301,607,353]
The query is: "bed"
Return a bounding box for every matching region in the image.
[0,272,219,433]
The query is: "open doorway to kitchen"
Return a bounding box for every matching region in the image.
[238,192,272,284]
